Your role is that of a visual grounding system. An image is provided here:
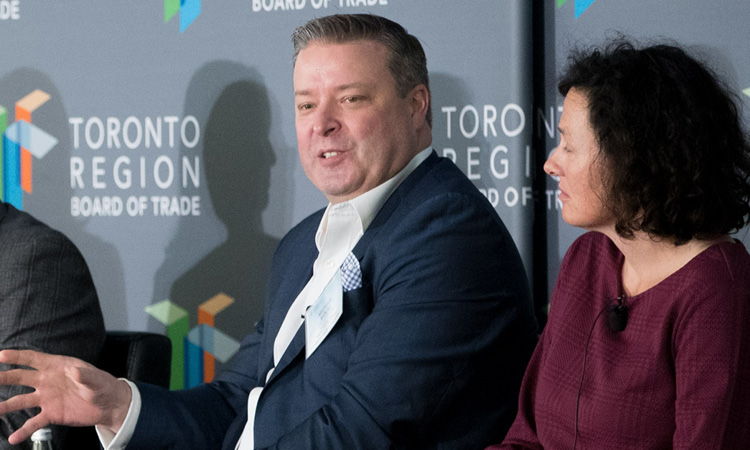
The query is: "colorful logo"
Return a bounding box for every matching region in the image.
[556,0,599,18]
[0,90,58,210]
[164,0,202,32]
[146,293,240,390]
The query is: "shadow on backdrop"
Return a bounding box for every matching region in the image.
[152,61,280,374]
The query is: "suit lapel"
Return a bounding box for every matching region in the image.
[351,151,438,257]
[268,324,305,383]
[264,152,440,385]
[257,216,318,383]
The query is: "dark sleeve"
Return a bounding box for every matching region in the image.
[490,331,547,450]
[128,321,265,449]
[265,193,537,449]
[0,228,105,448]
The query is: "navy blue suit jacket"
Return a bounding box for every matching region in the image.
[131,152,537,449]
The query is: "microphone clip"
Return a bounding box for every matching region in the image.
[606,295,629,332]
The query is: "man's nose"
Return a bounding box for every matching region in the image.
[312,103,341,137]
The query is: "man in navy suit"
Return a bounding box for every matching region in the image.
[0,14,536,449]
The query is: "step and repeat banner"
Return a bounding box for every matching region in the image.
[0,0,748,387]
[0,1,535,387]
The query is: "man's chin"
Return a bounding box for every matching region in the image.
[321,186,362,204]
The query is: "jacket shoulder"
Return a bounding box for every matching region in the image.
[0,203,71,249]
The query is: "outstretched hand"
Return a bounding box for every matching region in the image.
[0,349,132,445]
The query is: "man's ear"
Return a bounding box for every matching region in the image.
[408,84,430,127]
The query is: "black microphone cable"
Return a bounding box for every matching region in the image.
[572,295,627,449]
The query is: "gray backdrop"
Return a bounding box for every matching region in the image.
[1,0,748,377]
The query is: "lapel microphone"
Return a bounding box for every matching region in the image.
[606,295,629,332]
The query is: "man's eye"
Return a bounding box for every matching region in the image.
[298,103,314,111]
[343,96,363,103]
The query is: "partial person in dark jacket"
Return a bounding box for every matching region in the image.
[0,202,104,449]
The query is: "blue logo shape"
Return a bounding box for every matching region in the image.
[164,0,202,32]
[575,0,598,18]
[557,0,600,18]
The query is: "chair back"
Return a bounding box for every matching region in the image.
[64,331,171,449]
[97,331,172,387]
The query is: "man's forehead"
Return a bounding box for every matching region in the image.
[296,39,388,60]
[293,40,390,86]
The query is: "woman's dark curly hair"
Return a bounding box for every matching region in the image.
[559,40,750,244]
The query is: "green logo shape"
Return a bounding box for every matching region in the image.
[146,300,189,389]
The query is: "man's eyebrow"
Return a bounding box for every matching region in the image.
[294,82,371,97]
[335,82,370,91]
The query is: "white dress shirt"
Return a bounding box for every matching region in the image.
[98,147,431,450]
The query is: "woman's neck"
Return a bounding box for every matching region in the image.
[600,229,731,297]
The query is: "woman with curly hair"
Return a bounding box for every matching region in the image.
[491,41,750,449]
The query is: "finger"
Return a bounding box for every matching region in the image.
[0,349,47,369]
[0,392,41,415]
[7,412,49,445]
[0,368,40,388]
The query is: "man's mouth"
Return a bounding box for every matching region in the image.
[322,151,339,159]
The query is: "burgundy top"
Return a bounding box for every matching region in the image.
[492,232,750,449]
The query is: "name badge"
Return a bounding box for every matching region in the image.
[305,270,343,359]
